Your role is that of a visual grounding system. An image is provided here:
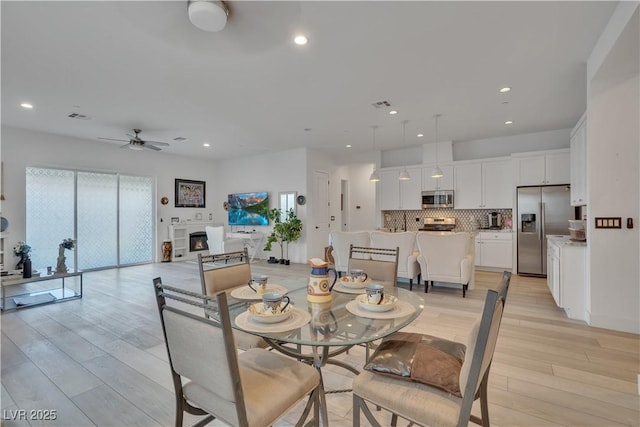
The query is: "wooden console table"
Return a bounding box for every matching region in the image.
[0,270,83,311]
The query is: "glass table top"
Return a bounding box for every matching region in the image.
[226,279,425,347]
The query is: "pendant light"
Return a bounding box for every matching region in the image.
[398,120,411,181]
[431,114,444,178]
[369,126,381,182]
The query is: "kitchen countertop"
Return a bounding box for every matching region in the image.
[547,235,587,247]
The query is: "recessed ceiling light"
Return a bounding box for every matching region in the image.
[203,143,210,147]
[505,120,514,125]
[389,110,398,115]
[417,134,424,138]
[294,35,308,45]
[346,144,352,148]
[20,103,33,109]
[499,87,511,93]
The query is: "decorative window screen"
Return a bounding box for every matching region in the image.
[26,167,154,271]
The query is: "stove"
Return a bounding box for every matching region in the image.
[419,217,456,232]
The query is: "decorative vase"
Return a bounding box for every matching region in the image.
[15,254,25,270]
[162,240,172,262]
[56,245,68,274]
[22,258,32,278]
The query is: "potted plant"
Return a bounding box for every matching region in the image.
[263,208,302,265]
[13,241,32,278]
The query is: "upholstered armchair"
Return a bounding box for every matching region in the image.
[205,225,244,255]
[370,231,420,289]
[328,231,371,275]
[416,232,475,297]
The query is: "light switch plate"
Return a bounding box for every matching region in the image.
[594,217,622,229]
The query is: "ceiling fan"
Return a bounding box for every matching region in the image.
[97,129,170,151]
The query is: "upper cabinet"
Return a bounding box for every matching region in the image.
[513,149,570,186]
[570,113,587,206]
[454,159,512,209]
[378,167,423,210]
[422,164,454,191]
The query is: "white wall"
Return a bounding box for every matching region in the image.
[586,3,639,333]
[215,147,308,263]
[453,128,571,161]
[1,126,218,263]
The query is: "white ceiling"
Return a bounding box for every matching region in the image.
[1,1,617,161]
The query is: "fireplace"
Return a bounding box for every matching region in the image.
[190,231,209,252]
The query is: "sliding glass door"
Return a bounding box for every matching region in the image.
[26,167,154,271]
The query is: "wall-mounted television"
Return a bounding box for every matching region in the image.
[228,192,269,226]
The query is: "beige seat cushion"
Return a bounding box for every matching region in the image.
[184,348,319,427]
[353,370,462,427]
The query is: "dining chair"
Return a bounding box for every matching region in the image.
[198,250,267,350]
[370,231,420,290]
[353,274,511,427]
[415,232,474,297]
[205,225,245,256]
[328,231,371,276]
[152,277,321,427]
[348,245,399,289]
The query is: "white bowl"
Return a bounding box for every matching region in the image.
[356,294,398,312]
[248,303,292,324]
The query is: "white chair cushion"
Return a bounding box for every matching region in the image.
[184,348,320,427]
[353,370,462,426]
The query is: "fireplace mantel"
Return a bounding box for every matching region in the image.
[168,222,220,262]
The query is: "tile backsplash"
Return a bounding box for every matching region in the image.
[382,208,513,232]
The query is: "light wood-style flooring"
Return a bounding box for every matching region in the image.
[1,261,638,426]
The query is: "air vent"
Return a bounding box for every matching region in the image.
[173,137,188,142]
[67,112,91,120]
[371,100,391,109]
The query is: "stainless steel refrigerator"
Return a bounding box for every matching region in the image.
[517,185,574,276]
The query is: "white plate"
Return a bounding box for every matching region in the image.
[355,294,398,312]
[338,277,369,289]
[230,284,288,301]
[235,308,312,333]
[247,302,292,324]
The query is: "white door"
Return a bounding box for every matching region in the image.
[341,179,348,231]
[311,170,330,258]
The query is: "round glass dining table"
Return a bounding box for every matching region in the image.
[226,279,425,426]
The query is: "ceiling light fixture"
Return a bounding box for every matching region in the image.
[369,126,381,182]
[398,120,411,181]
[188,0,229,32]
[203,143,210,147]
[417,133,424,138]
[505,120,514,125]
[20,103,33,109]
[294,35,308,45]
[499,87,511,93]
[389,110,398,115]
[431,114,444,179]
[346,144,352,148]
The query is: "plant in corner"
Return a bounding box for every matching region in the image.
[263,208,302,265]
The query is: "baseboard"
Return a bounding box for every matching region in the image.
[588,312,640,334]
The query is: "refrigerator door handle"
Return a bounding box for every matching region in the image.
[541,202,545,240]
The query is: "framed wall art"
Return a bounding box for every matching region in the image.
[175,179,206,208]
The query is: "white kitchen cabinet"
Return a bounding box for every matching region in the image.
[422,164,454,191]
[454,159,512,209]
[514,150,570,186]
[570,113,587,206]
[378,167,422,210]
[475,232,512,270]
[547,236,586,320]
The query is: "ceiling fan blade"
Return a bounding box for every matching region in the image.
[119,143,131,149]
[144,140,170,146]
[98,137,128,142]
[142,144,162,151]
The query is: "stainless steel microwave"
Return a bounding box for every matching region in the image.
[422,190,454,209]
